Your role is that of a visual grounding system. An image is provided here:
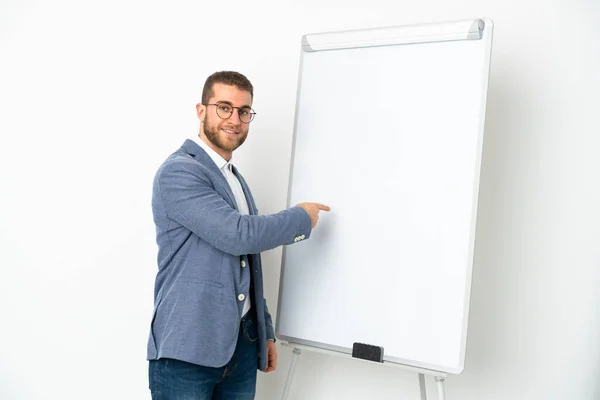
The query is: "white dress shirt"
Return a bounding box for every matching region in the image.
[193,135,251,316]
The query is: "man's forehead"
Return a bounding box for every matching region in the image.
[211,83,252,103]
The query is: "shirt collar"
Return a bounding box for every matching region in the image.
[192,134,233,171]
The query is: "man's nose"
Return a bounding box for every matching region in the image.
[228,109,242,125]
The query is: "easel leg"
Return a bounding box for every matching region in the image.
[281,348,302,400]
[435,376,445,400]
[418,373,427,400]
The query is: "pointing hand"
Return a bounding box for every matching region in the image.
[297,202,331,228]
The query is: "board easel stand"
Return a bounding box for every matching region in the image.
[280,342,448,400]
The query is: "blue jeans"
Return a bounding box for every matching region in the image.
[149,311,258,400]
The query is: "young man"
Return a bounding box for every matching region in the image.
[147,71,330,399]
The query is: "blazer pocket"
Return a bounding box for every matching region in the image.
[179,278,224,288]
[178,279,225,306]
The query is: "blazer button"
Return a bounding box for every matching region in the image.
[241,260,246,268]
[238,294,246,301]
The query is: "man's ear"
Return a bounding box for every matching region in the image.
[196,103,206,121]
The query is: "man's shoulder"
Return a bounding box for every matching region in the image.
[164,148,195,166]
[155,148,193,170]
[151,145,196,179]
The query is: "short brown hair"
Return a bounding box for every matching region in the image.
[201,71,254,104]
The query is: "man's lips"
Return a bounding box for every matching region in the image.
[222,128,239,135]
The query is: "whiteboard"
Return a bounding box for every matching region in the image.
[275,18,493,374]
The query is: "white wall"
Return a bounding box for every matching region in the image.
[1,0,598,399]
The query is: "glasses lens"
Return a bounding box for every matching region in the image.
[215,103,233,119]
[238,107,255,123]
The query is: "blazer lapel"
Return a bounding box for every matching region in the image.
[180,139,237,209]
[232,165,258,216]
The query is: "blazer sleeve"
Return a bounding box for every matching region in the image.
[264,299,276,341]
[156,158,312,256]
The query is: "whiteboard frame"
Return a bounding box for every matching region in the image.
[275,17,494,375]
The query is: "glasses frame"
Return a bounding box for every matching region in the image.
[203,102,256,123]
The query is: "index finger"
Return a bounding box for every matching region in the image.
[316,204,331,211]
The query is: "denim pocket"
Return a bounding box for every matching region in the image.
[243,317,258,343]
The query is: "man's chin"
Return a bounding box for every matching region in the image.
[206,132,246,153]
[224,136,246,151]
[221,138,242,151]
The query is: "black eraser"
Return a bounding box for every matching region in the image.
[352,342,384,363]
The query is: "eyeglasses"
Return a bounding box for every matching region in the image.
[204,102,256,123]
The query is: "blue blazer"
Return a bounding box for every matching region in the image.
[147,139,312,371]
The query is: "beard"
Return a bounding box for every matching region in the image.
[203,117,248,152]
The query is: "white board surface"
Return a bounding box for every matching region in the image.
[276,18,493,374]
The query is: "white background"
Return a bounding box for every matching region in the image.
[1,0,599,399]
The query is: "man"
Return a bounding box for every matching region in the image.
[147,71,330,399]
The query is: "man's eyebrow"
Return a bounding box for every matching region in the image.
[215,100,251,109]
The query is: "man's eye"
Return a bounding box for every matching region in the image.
[218,105,231,112]
[239,109,250,116]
